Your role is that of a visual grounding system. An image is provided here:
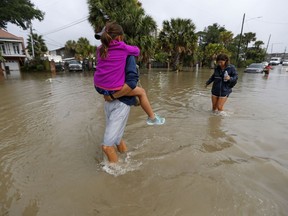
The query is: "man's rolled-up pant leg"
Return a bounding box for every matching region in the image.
[103,100,130,146]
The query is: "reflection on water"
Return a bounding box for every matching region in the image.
[202,115,234,153]
[1,67,288,215]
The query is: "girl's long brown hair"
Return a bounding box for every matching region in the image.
[100,22,124,58]
[216,53,230,67]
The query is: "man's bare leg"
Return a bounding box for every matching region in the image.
[102,145,118,163]
[117,139,127,153]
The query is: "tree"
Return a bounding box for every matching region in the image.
[202,23,226,46]
[65,40,77,58]
[246,40,266,63]
[197,23,227,66]
[158,18,198,71]
[254,40,264,49]
[65,38,96,61]
[0,0,44,29]
[26,33,48,58]
[231,31,265,66]
[242,32,256,60]
[87,0,157,66]
[219,31,234,48]
[204,43,230,68]
[75,37,96,60]
[242,32,256,51]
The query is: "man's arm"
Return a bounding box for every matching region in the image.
[111,83,132,99]
[107,56,139,100]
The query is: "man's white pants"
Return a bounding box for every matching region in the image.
[103,100,130,146]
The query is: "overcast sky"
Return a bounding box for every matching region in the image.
[6,0,288,53]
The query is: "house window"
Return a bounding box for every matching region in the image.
[13,43,20,54]
[6,44,11,54]
[0,43,6,54]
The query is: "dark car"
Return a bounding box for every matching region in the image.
[68,60,83,71]
[244,63,265,73]
[55,62,64,72]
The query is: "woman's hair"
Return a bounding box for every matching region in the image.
[100,22,124,58]
[216,53,229,66]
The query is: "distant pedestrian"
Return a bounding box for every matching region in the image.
[205,54,238,112]
[264,64,272,76]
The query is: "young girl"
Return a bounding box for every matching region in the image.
[94,22,165,125]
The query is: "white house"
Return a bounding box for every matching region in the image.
[0,29,26,72]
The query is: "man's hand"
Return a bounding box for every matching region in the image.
[104,95,113,101]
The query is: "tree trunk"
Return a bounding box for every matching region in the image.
[172,52,180,71]
[0,62,4,80]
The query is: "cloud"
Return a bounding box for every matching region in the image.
[6,0,288,53]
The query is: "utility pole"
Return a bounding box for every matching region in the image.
[265,34,271,61]
[265,34,271,54]
[29,21,35,58]
[236,13,245,67]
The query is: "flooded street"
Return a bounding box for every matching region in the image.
[1,66,288,216]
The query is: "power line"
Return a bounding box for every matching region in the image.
[259,20,288,25]
[34,29,65,48]
[42,16,89,36]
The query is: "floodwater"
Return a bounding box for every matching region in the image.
[0,66,288,216]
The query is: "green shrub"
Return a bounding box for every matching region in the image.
[36,64,45,71]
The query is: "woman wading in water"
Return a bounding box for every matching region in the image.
[205,54,238,112]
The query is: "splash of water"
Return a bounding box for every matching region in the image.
[212,110,232,117]
[100,152,142,177]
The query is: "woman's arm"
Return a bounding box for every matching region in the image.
[206,73,215,86]
[228,65,238,82]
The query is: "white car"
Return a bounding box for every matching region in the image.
[282,59,288,66]
[269,57,281,65]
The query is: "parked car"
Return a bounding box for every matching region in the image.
[261,61,269,67]
[68,60,83,71]
[282,59,288,66]
[55,62,65,72]
[244,63,265,73]
[269,57,281,65]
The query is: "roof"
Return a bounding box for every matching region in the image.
[0,29,23,41]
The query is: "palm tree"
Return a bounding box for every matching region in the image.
[243,32,256,50]
[202,23,226,45]
[87,0,157,66]
[158,18,198,71]
[26,33,48,58]
[253,40,264,49]
[76,37,92,58]
[220,31,234,48]
[242,32,256,59]
[65,40,77,58]
[204,43,229,68]
[246,40,266,63]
